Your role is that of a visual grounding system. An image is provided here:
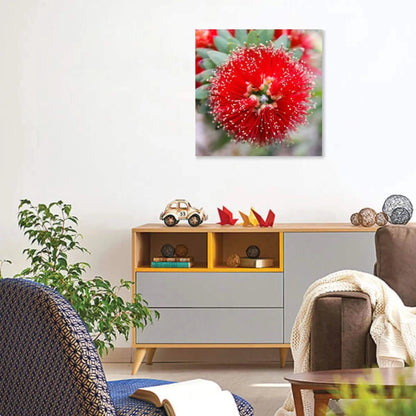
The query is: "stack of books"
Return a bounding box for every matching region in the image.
[151,257,194,268]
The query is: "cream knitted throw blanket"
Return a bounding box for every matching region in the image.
[275,269,416,416]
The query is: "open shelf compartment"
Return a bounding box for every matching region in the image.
[134,231,208,269]
[210,231,283,271]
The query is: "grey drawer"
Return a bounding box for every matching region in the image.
[136,308,283,344]
[136,272,283,307]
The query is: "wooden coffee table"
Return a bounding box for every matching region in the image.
[285,367,416,416]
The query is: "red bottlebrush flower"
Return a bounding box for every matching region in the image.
[274,30,315,64]
[195,29,217,48]
[209,45,315,146]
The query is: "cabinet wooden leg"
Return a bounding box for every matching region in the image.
[146,348,156,365]
[132,348,146,375]
[314,393,330,416]
[279,347,289,368]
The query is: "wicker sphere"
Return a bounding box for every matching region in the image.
[175,244,188,257]
[246,245,260,259]
[376,212,388,226]
[161,244,175,257]
[382,195,413,224]
[350,213,360,226]
[390,207,411,225]
[226,253,241,268]
[358,208,376,227]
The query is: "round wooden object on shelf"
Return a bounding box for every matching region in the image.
[246,245,260,259]
[161,244,175,258]
[175,244,188,257]
[376,212,388,226]
[226,253,241,268]
[350,213,360,226]
[358,208,376,227]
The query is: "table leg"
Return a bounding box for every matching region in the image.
[291,385,305,416]
[314,392,330,416]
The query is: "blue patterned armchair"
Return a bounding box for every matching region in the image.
[0,278,253,416]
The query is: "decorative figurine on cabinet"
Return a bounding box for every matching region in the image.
[160,199,208,227]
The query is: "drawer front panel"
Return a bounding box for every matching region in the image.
[136,272,283,307]
[136,308,283,344]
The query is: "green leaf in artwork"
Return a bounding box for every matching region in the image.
[227,41,241,53]
[197,101,211,114]
[217,29,234,39]
[196,48,212,58]
[195,69,214,83]
[274,34,291,50]
[213,36,230,53]
[258,29,275,45]
[235,29,248,43]
[207,50,228,66]
[201,58,216,69]
[195,85,209,100]
[246,30,260,46]
[291,47,304,61]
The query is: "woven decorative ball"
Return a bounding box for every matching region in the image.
[161,243,175,258]
[390,207,411,225]
[376,212,388,226]
[246,245,260,259]
[226,253,240,268]
[358,208,376,227]
[350,213,360,226]
[382,195,413,224]
[175,244,188,257]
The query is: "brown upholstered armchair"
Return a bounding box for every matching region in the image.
[310,224,416,371]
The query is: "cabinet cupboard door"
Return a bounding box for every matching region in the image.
[283,232,375,342]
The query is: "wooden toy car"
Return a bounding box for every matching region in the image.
[160,199,208,227]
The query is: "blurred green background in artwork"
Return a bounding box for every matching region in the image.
[195,29,323,156]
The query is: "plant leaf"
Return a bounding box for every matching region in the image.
[291,47,304,61]
[246,30,260,46]
[213,36,229,53]
[195,85,209,100]
[196,48,211,58]
[258,29,275,45]
[217,29,233,39]
[235,29,247,43]
[274,34,291,50]
[207,50,228,66]
[201,58,216,69]
[195,69,214,83]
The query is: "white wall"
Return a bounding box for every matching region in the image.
[1,0,416,347]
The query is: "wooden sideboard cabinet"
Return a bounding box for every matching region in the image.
[131,223,376,374]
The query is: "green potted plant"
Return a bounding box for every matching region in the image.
[7,199,159,356]
[328,372,416,416]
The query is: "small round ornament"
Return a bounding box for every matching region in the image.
[226,253,241,268]
[382,194,413,224]
[358,208,376,227]
[350,213,360,226]
[376,212,388,226]
[246,245,260,259]
[175,244,188,257]
[390,207,411,225]
[161,243,175,258]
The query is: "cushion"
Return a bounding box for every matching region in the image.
[108,379,254,416]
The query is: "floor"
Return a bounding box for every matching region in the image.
[103,362,293,416]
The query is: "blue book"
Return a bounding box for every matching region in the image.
[151,261,193,268]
